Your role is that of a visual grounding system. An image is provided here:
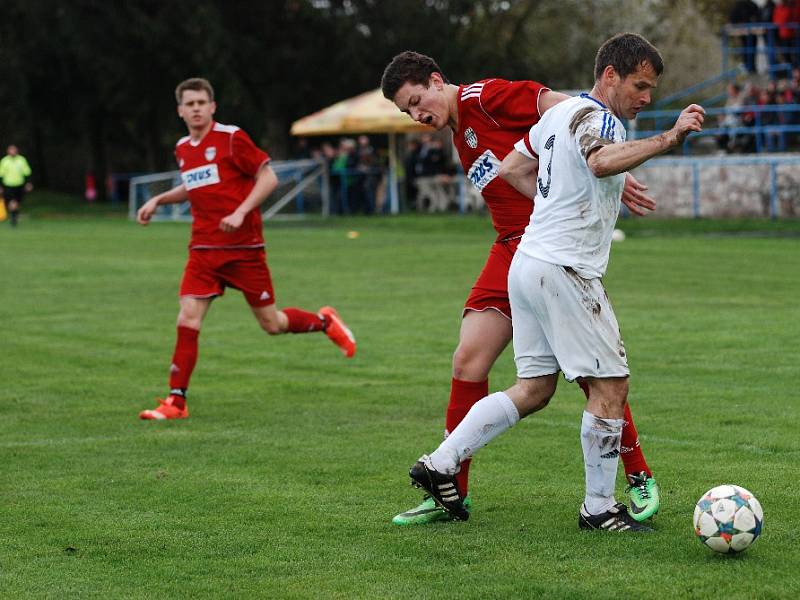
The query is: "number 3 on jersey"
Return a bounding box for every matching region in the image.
[537,134,555,198]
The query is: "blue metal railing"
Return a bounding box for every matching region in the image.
[722,22,800,76]
[653,66,747,109]
[632,103,800,154]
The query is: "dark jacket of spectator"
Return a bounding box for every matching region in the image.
[730,0,761,24]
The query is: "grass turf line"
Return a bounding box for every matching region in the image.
[0,214,798,598]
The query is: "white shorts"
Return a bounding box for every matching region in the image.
[508,252,629,381]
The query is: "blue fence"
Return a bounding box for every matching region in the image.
[632,103,800,154]
[722,22,800,76]
[652,66,746,110]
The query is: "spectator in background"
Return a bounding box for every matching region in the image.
[717,83,745,152]
[786,68,800,131]
[414,134,454,211]
[404,138,421,209]
[0,145,33,227]
[419,133,446,176]
[730,0,762,73]
[354,135,377,214]
[740,81,760,152]
[761,80,783,149]
[331,138,357,214]
[772,0,799,67]
[291,137,312,160]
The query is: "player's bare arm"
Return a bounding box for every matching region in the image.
[587,104,705,177]
[499,149,539,199]
[537,90,571,114]
[137,184,188,225]
[219,164,278,232]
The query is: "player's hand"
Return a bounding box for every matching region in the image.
[621,172,656,216]
[219,210,245,232]
[136,198,159,225]
[24,182,33,193]
[671,104,705,145]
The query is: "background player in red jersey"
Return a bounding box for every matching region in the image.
[381,52,659,524]
[136,78,355,420]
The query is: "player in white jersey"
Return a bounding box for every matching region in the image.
[407,33,704,531]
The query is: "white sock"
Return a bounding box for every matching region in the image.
[427,392,520,474]
[581,410,624,515]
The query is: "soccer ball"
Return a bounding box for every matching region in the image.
[693,485,763,554]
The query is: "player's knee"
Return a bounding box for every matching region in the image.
[177,315,202,330]
[452,346,490,380]
[259,317,283,335]
[515,378,557,417]
[518,392,553,417]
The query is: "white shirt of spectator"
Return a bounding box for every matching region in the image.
[514,94,626,279]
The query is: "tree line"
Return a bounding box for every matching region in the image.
[0,0,732,198]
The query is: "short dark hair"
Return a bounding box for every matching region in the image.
[381,51,449,100]
[594,33,663,81]
[175,77,215,104]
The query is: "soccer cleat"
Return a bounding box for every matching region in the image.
[318,306,356,358]
[408,457,469,521]
[139,395,189,420]
[579,503,653,532]
[625,471,661,521]
[392,494,473,526]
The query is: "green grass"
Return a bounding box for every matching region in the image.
[0,210,799,598]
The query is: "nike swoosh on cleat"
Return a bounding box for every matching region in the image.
[401,508,445,518]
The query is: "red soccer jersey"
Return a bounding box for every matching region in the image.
[175,122,270,249]
[452,78,549,241]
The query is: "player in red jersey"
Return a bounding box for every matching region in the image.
[381,52,659,524]
[136,78,355,420]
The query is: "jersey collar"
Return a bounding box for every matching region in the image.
[580,93,607,109]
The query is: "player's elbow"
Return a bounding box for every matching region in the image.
[587,152,618,178]
[498,156,531,184]
[497,160,515,182]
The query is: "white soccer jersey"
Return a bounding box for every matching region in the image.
[514,94,625,279]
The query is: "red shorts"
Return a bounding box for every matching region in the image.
[463,237,521,320]
[180,248,275,307]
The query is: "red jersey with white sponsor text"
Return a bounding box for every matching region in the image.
[175,122,270,249]
[453,79,549,241]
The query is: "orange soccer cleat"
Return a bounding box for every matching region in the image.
[139,395,190,420]
[318,306,356,358]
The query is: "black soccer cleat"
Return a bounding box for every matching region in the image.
[408,457,469,521]
[579,503,653,532]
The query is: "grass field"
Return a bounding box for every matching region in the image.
[1,207,799,598]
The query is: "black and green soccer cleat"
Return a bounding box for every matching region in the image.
[625,471,661,521]
[408,458,470,521]
[392,494,473,526]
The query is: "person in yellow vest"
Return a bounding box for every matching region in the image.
[0,145,33,227]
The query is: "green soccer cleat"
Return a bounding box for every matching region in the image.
[392,494,473,526]
[625,471,660,521]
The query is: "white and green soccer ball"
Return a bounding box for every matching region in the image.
[693,484,763,554]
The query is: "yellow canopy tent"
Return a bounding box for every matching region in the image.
[290,88,433,213]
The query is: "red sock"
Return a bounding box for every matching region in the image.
[283,307,325,333]
[168,326,199,409]
[446,378,489,496]
[620,402,651,477]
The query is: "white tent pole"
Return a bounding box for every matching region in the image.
[389,132,399,214]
